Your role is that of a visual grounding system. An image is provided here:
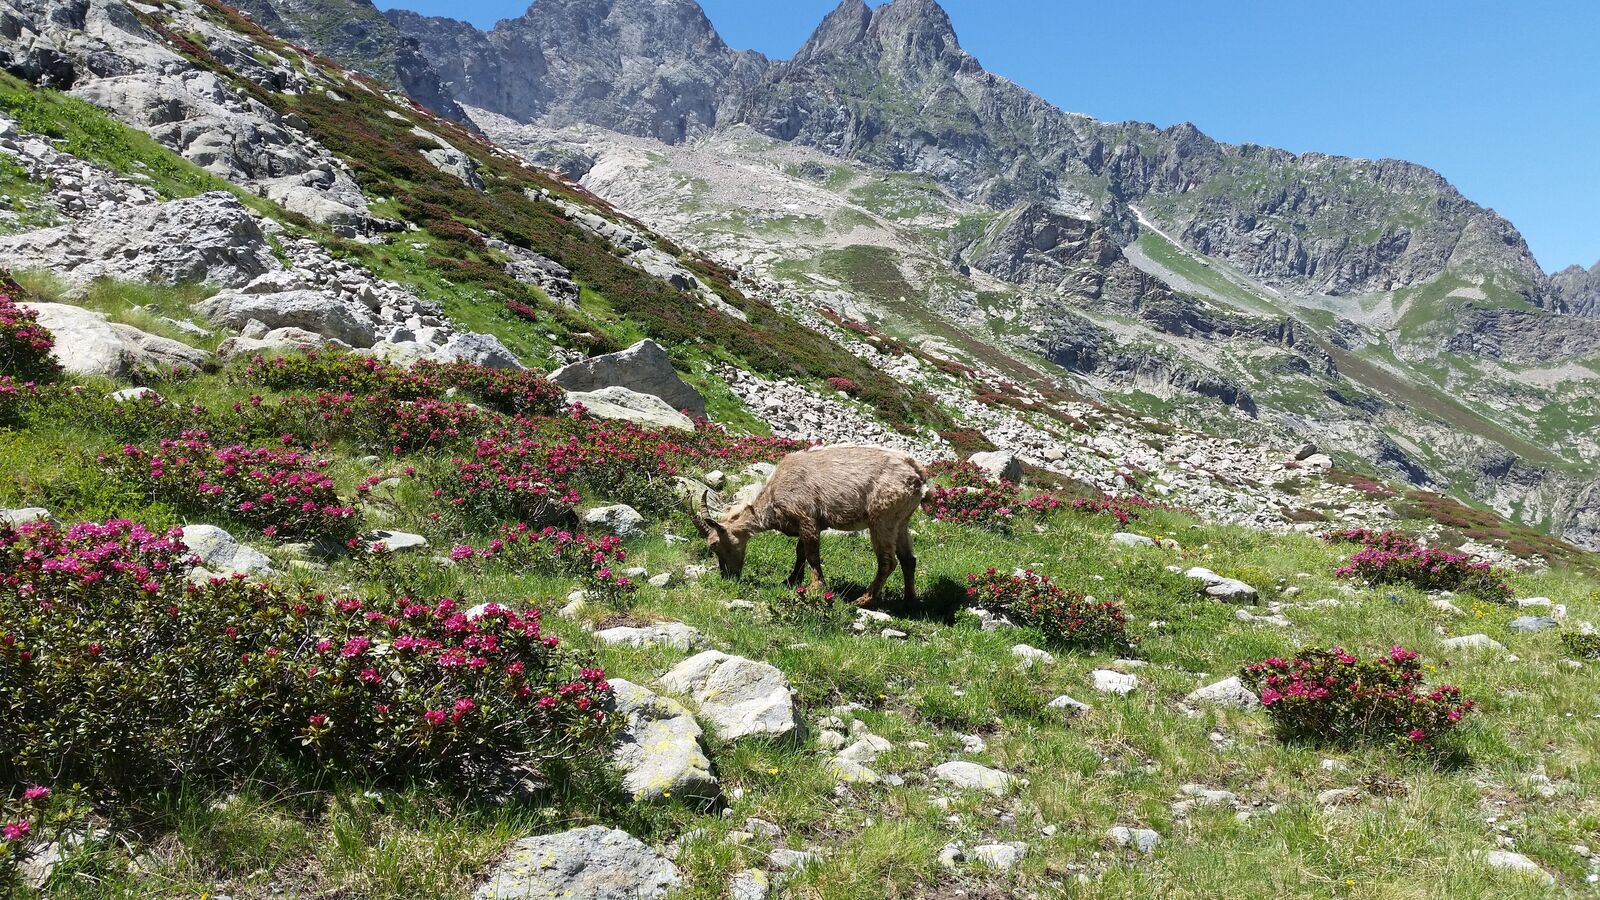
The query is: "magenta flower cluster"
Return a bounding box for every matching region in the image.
[0,285,59,382]
[965,567,1133,652]
[1242,646,1473,753]
[1330,529,1512,601]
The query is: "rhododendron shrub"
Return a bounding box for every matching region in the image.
[234,352,566,418]
[1241,647,1473,754]
[1324,527,1422,554]
[0,286,58,382]
[1070,494,1158,528]
[102,433,359,540]
[0,376,39,427]
[1334,543,1512,602]
[925,462,1020,532]
[423,437,579,530]
[460,524,637,604]
[965,568,1132,652]
[0,519,613,792]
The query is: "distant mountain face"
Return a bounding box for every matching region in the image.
[384,0,767,143]
[232,0,472,124]
[1554,262,1600,317]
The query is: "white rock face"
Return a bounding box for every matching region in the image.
[0,193,278,288]
[608,679,719,803]
[180,524,274,576]
[594,623,706,652]
[566,386,696,432]
[931,761,1013,795]
[552,339,706,418]
[660,651,799,741]
[474,826,680,900]
[24,302,210,378]
[1184,676,1260,710]
[584,504,647,539]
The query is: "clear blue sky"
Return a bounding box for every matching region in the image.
[376,0,1600,271]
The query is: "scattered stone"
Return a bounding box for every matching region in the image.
[729,869,769,900]
[660,651,800,742]
[608,679,719,803]
[583,504,646,539]
[1430,598,1465,616]
[362,530,427,553]
[594,623,706,652]
[931,761,1013,795]
[967,450,1022,483]
[1509,616,1558,633]
[767,848,821,871]
[1047,695,1092,716]
[1481,850,1554,885]
[1184,676,1259,710]
[1112,532,1157,548]
[648,572,673,589]
[817,730,847,751]
[1317,788,1361,807]
[1442,634,1507,652]
[1106,826,1161,854]
[1091,669,1139,695]
[1011,644,1054,667]
[971,842,1028,871]
[0,508,52,528]
[1184,566,1258,602]
[683,564,713,581]
[474,826,679,900]
[180,524,274,576]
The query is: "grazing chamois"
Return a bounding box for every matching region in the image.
[690,445,929,608]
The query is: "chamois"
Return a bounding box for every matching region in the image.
[691,445,929,608]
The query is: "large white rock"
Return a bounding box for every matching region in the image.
[180,524,274,576]
[967,450,1023,483]
[1442,633,1507,652]
[1184,566,1259,603]
[23,303,210,378]
[932,761,1013,795]
[474,826,680,900]
[608,679,719,803]
[1184,676,1259,710]
[194,289,378,347]
[594,623,706,652]
[0,508,52,528]
[431,331,523,370]
[584,504,646,539]
[551,339,705,418]
[567,386,695,432]
[1091,669,1140,695]
[659,651,799,741]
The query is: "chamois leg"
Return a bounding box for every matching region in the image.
[785,541,807,588]
[857,526,899,608]
[897,524,917,607]
[799,523,825,593]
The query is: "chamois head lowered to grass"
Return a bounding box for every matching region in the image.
[690,445,929,608]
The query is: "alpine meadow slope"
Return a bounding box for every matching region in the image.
[2,0,1600,897]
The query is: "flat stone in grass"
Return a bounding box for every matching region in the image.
[1011,644,1054,667]
[594,623,706,652]
[1112,532,1156,548]
[971,842,1028,871]
[1442,633,1507,652]
[1184,566,1258,602]
[608,679,719,803]
[931,761,1013,795]
[730,870,769,900]
[767,848,821,871]
[1106,826,1161,854]
[362,530,427,553]
[474,826,679,900]
[660,651,800,742]
[1047,695,1092,716]
[1509,616,1558,633]
[1091,669,1139,695]
[1184,676,1259,709]
[1481,850,1554,885]
[0,508,52,528]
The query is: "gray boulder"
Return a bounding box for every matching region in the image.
[660,651,799,742]
[217,325,348,359]
[431,331,523,369]
[194,289,378,347]
[0,192,278,288]
[1184,676,1259,709]
[24,303,210,378]
[1509,615,1558,633]
[1184,566,1259,603]
[594,623,706,652]
[180,524,274,576]
[608,679,719,803]
[583,504,646,539]
[552,339,705,418]
[474,826,680,900]
[931,761,1013,795]
[566,386,695,432]
[0,508,52,528]
[967,450,1022,483]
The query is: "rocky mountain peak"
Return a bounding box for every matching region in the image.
[794,0,872,64]
[1552,260,1600,317]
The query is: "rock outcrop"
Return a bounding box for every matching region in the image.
[551,339,705,418]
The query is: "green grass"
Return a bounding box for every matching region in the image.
[4,359,1600,898]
